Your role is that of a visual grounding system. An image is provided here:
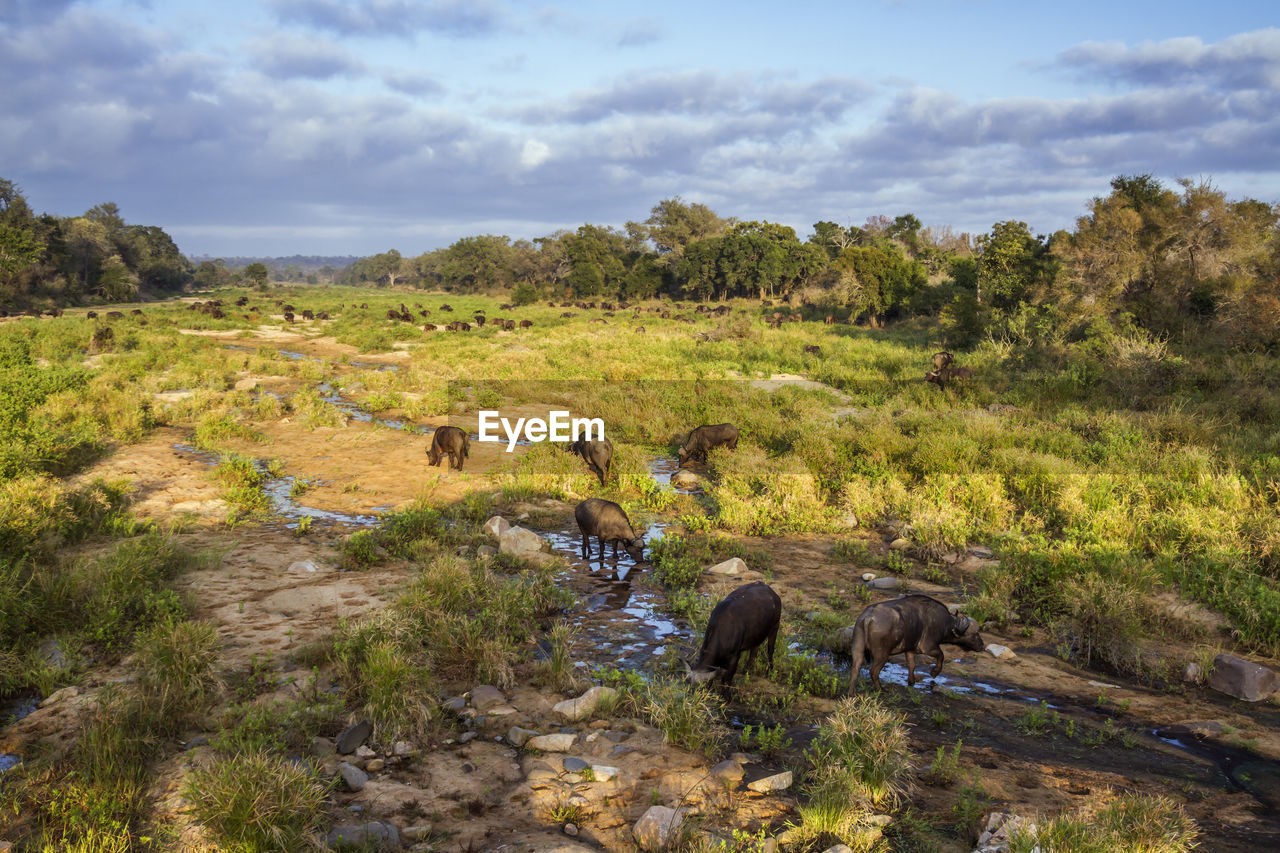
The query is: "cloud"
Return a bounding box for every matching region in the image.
[617,16,663,48]
[382,70,445,97]
[270,0,505,37]
[0,0,80,27]
[1055,27,1280,90]
[249,35,365,80]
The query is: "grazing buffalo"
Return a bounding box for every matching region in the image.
[804,344,821,355]
[685,582,781,686]
[925,365,972,391]
[301,309,314,320]
[519,319,533,328]
[677,423,739,467]
[439,303,453,311]
[571,436,614,486]
[427,426,470,470]
[931,351,954,370]
[86,311,98,319]
[574,498,644,562]
[845,594,984,691]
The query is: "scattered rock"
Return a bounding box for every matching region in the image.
[527,733,576,752]
[325,821,399,850]
[562,756,589,773]
[391,741,417,758]
[985,644,1017,660]
[336,721,373,755]
[709,759,745,787]
[840,513,858,528]
[499,525,551,558]
[707,557,747,576]
[974,812,1034,852]
[747,770,793,793]
[312,737,336,757]
[441,696,466,713]
[861,572,877,582]
[337,762,368,792]
[401,825,432,843]
[553,686,619,721]
[1208,654,1279,702]
[563,823,579,836]
[287,560,318,573]
[1184,662,1204,683]
[821,846,854,853]
[458,732,478,744]
[484,516,510,540]
[633,806,685,852]
[867,577,901,590]
[889,538,912,551]
[470,685,506,711]
[590,764,620,781]
[671,470,701,488]
[477,545,497,559]
[507,726,539,747]
[968,545,995,559]
[355,745,377,760]
[39,685,80,708]
[365,759,385,773]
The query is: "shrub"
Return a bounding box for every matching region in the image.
[804,694,914,810]
[185,752,329,852]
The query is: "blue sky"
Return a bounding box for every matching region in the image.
[2,0,1277,258]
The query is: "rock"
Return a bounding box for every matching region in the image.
[337,762,368,792]
[37,639,68,669]
[454,545,474,558]
[441,696,466,713]
[889,538,912,551]
[868,576,901,590]
[477,545,497,559]
[470,685,506,711]
[590,764,620,781]
[1208,654,1279,702]
[527,733,576,752]
[336,721,373,755]
[459,732,478,744]
[486,704,518,717]
[508,727,539,746]
[288,560,318,573]
[1184,662,1204,683]
[499,525,550,558]
[986,644,1016,660]
[391,741,417,758]
[707,557,747,576]
[401,826,432,843]
[553,686,619,721]
[840,513,858,528]
[564,823,579,836]
[940,552,961,564]
[866,814,893,827]
[861,572,877,582]
[39,685,80,708]
[968,545,995,559]
[355,745,377,760]
[312,737,336,757]
[709,759,745,787]
[182,736,209,751]
[325,821,399,850]
[484,516,511,540]
[563,756,589,773]
[747,770,793,793]
[821,846,855,853]
[833,625,855,652]
[974,812,1034,852]
[671,470,701,488]
[365,759,385,772]
[633,806,685,852]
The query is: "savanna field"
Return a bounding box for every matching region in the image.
[1,282,1278,853]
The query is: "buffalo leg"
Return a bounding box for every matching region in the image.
[580,532,589,559]
[869,655,887,690]
[926,645,945,678]
[722,651,742,686]
[764,623,779,675]
[905,651,918,686]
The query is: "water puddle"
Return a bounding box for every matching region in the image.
[1,693,39,773]
[1153,728,1280,816]
[647,457,703,494]
[542,521,686,671]
[224,344,399,372]
[318,382,415,433]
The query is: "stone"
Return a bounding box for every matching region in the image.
[562,756,589,772]
[866,814,893,827]
[355,745,377,760]
[477,545,497,559]
[441,696,466,713]
[182,736,209,751]
[633,806,685,852]
[709,759,745,787]
[590,764,620,781]
[499,525,550,558]
[1184,662,1204,683]
[1208,654,1279,702]
[365,759,385,773]
[889,538,912,551]
[527,733,576,752]
[459,732,478,744]
[986,644,1016,659]
[507,727,539,747]
[840,513,859,528]
[401,826,432,843]
[747,770,793,793]
[337,762,368,792]
[671,470,701,488]
[312,737,336,757]
[861,572,877,582]
[553,686,619,721]
[968,545,995,559]
[484,516,511,540]
[470,685,506,711]
[392,741,417,758]
[288,560,318,573]
[974,812,1035,852]
[38,685,80,708]
[821,846,854,853]
[868,576,901,590]
[37,638,68,669]
[564,822,579,836]
[325,821,399,850]
[336,721,373,755]
[486,704,518,717]
[707,557,748,576]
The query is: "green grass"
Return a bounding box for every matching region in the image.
[1007,794,1197,853]
[185,752,330,852]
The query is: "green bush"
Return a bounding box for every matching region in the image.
[185,752,329,852]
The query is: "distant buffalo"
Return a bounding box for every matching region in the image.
[678,423,739,467]
[427,426,470,470]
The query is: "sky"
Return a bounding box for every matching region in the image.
[2,0,1278,259]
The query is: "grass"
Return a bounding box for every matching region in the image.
[185,752,330,852]
[1007,794,1197,853]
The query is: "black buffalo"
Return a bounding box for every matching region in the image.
[845,594,984,691]
[427,426,470,470]
[677,423,739,467]
[571,437,613,486]
[574,498,644,562]
[686,582,781,686]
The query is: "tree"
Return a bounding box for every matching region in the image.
[808,221,860,259]
[244,262,269,289]
[975,221,1049,309]
[640,197,728,268]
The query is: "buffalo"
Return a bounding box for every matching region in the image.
[677,423,739,467]
[574,498,644,562]
[931,351,954,370]
[803,344,822,355]
[427,426,470,470]
[925,365,972,391]
[844,594,984,691]
[686,582,781,686]
[571,436,614,486]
